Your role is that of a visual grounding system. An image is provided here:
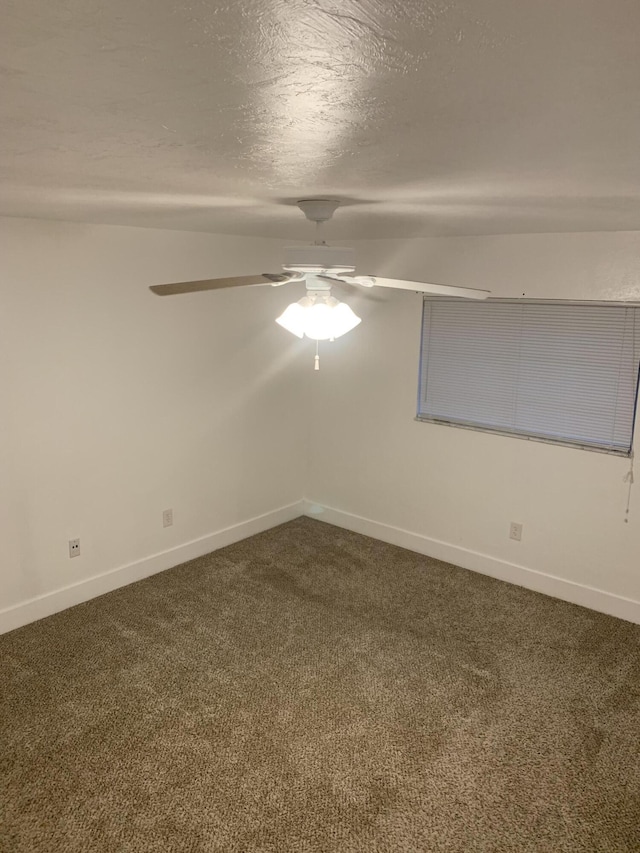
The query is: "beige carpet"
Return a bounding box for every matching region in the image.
[2,517,639,852]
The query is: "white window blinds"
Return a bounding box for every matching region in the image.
[418,300,640,454]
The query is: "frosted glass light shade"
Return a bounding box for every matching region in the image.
[275,301,307,338]
[330,302,362,338]
[276,295,361,341]
[304,303,335,340]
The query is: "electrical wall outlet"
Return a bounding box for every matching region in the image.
[162,508,173,528]
[68,538,81,558]
[509,522,523,542]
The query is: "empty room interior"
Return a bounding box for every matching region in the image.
[2,2,640,851]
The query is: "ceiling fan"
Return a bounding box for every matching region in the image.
[150,199,490,366]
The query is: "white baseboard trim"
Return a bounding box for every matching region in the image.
[303,500,640,626]
[0,501,304,635]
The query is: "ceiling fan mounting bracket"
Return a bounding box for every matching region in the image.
[296,199,341,224]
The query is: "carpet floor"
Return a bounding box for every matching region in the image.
[1,517,639,852]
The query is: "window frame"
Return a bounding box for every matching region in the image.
[415,298,640,457]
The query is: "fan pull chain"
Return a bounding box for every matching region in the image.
[623,453,634,523]
[314,340,320,371]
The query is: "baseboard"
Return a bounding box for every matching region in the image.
[303,500,640,626]
[6,499,638,634]
[0,501,305,635]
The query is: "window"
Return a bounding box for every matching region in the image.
[417,299,640,455]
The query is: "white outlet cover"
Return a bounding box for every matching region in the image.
[509,522,523,541]
[163,509,173,528]
[68,538,80,558]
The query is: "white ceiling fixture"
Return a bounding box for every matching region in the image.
[275,293,362,343]
[150,199,489,366]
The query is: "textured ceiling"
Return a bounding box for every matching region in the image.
[2,0,640,238]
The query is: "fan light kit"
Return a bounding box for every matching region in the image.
[149,199,490,368]
[276,293,361,341]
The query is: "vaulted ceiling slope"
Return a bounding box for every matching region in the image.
[2,0,640,238]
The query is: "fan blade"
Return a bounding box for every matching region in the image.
[149,273,294,296]
[362,276,490,299]
[320,274,489,300]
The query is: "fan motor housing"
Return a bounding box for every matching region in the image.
[283,244,356,275]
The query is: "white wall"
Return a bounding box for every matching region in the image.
[0,217,309,630]
[308,232,640,622]
[3,222,640,632]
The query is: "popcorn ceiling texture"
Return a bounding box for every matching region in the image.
[2,517,639,852]
[3,0,640,236]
